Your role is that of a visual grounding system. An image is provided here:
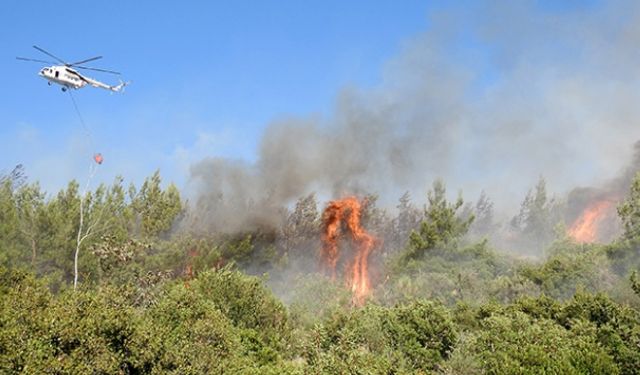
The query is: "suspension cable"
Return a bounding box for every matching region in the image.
[68,90,95,150]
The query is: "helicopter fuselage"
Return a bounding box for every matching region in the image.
[37,65,128,92]
[38,66,85,90]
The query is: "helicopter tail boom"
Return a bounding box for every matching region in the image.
[110,79,130,93]
[82,76,129,92]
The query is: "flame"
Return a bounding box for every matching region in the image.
[183,248,198,288]
[321,197,376,306]
[568,200,613,243]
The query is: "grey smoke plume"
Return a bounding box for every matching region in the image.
[568,141,640,213]
[189,1,640,233]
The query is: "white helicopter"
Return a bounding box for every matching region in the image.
[17,45,129,93]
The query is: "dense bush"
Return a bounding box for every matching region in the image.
[519,242,615,300]
[0,267,301,374]
[459,310,618,374]
[305,300,456,373]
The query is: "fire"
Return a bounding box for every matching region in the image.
[568,200,613,243]
[321,197,376,306]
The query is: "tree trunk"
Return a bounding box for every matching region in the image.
[31,237,36,268]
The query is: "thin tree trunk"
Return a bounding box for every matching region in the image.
[74,163,97,291]
[31,237,36,268]
[74,189,85,290]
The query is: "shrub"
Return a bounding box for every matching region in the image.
[463,310,618,374]
[306,300,456,373]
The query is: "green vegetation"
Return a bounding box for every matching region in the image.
[2,169,640,373]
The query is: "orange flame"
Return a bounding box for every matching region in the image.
[321,197,376,306]
[568,200,613,243]
[183,248,199,288]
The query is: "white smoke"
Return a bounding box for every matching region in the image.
[189,1,640,232]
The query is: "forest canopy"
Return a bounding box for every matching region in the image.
[2,166,640,373]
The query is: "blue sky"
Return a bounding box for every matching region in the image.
[0,0,612,199]
[0,1,438,192]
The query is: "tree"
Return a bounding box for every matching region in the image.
[14,183,46,267]
[280,193,319,258]
[511,177,561,254]
[469,191,495,237]
[403,180,474,260]
[40,180,82,285]
[630,271,640,298]
[0,179,20,267]
[618,172,640,241]
[0,164,26,190]
[73,173,135,290]
[391,191,421,247]
[129,170,182,239]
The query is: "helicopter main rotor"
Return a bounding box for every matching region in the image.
[17,45,120,75]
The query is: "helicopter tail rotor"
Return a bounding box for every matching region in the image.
[111,79,130,93]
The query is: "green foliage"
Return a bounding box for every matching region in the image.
[288,275,352,329]
[632,271,640,298]
[0,266,300,373]
[0,267,139,373]
[403,181,473,261]
[131,283,246,373]
[511,177,562,255]
[280,193,319,256]
[13,182,47,267]
[618,172,640,242]
[498,293,640,374]
[0,171,182,288]
[0,180,21,267]
[89,234,173,304]
[560,293,640,374]
[306,300,457,373]
[519,243,614,300]
[461,310,618,374]
[4,171,640,372]
[381,240,516,306]
[0,268,54,372]
[129,170,182,239]
[189,267,292,359]
[39,180,82,282]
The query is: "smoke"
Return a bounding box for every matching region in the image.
[189,1,640,233]
[567,141,640,214]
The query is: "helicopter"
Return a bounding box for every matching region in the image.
[17,45,129,93]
